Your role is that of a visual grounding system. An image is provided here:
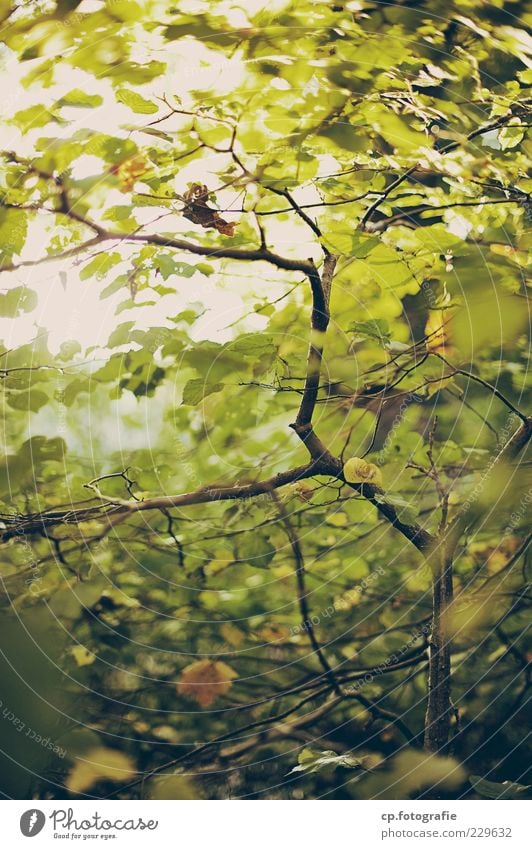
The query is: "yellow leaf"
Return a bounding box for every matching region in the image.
[66,747,135,794]
[111,153,150,192]
[149,774,199,800]
[101,588,140,609]
[344,457,383,487]
[425,309,451,354]
[71,646,96,667]
[334,587,362,610]
[177,659,237,707]
[220,622,244,647]
[152,725,179,743]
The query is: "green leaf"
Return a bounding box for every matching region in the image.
[229,333,275,359]
[0,210,28,265]
[154,256,205,280]
[290,748,369,775]
[374,493,419,525]
[469,776,532,799]
[132,126,174,142]
[108,0,144,21]
[100,275,129,300]
[318,123,364,152]
[195,263,214,277]
[13,105,57,131]
[102,205,136,222]
[498,123,524,150]
[57,89,103,108]
[7,389,49,412]
[107,321,135,348]
[0,286,37,316]
[182,379,224,406]
[321,228,353,256]
[322,231,380,258]
[116,89,159,114]
[63,377,92,405]
[350,234,381,259]
[19,436,66,464]
[80,252,122,281]
[366,104,426,154]
[350,319,390,343]
[237,535,276,569]
[58,340,82,361]
[517,68,532,84]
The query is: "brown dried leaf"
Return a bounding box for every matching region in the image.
[182,183,236,237]
[177,659,237,707]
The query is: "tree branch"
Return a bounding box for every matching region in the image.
[272,491,342,695]
[358,106,530,230]
[266,185,325,244]
[1,463,321,542]
[290,253,338,463]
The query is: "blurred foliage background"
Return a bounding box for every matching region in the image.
[0,0,530,800]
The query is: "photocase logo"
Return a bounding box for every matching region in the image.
[20,810,46,837]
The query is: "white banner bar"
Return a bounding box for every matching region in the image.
[2,799,529,848]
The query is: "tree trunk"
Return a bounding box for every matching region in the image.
[424,552,454,752]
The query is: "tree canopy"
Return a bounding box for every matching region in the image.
[0,0,530,800]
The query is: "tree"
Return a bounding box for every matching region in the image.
[0,0,530,800]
